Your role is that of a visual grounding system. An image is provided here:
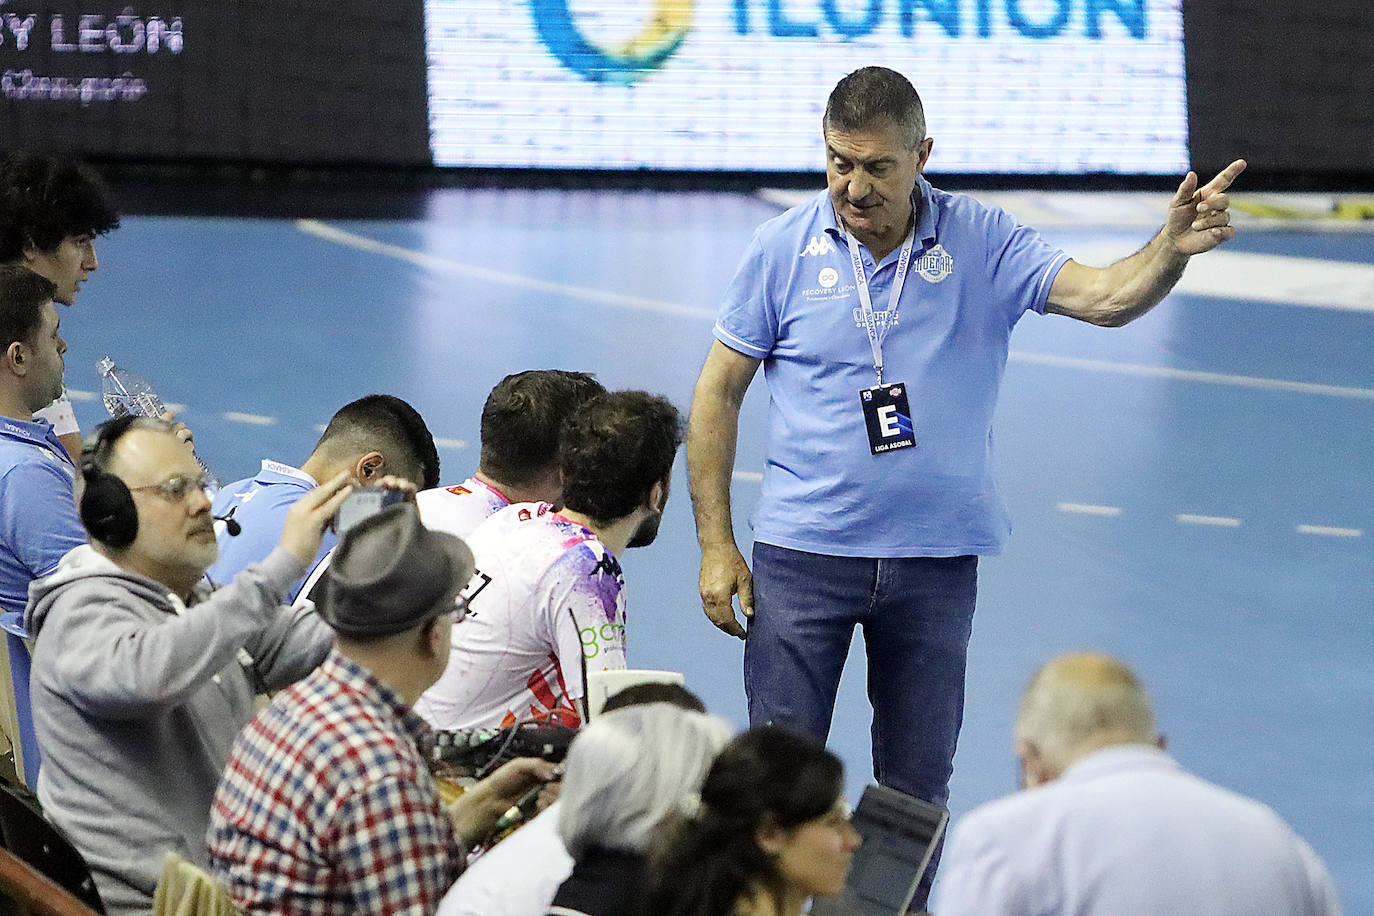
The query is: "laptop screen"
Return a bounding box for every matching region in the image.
[811,784,948,916]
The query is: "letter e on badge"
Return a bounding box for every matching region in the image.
[860,383,916,455]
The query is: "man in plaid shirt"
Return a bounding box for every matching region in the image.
[208,502,555,915]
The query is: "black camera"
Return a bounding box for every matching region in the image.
[334,486,410,535]
[426,721,577,779]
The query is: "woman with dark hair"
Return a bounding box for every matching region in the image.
[644,725,861,916]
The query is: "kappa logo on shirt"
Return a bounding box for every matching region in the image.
[590,553,622,579]
[799,235,838,257]
[917,244,954,283]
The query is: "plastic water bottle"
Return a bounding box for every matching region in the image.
[96,357,166,419]
[96,356,219,488]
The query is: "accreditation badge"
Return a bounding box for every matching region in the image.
[860,383,916,455]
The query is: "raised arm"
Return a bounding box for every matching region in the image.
[687,340,762,639]
[1046,159,1246,327]
[49,474,354,716]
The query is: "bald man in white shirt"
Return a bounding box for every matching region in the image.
[934,652,1341,916]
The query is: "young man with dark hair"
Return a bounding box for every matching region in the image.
[23,416,353,915]
[208,505,554,916]
[0,153,121,459]
[418,369,605,538]
[0,266,82,618]
[210,393,440,600]
[415,390,682,731]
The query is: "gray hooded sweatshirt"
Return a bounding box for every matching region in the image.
[23,544,331,916]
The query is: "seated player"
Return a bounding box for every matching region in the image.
[415,390,682,729]
[418,369,604,537]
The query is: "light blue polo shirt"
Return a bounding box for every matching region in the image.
[716,177,1068,557]
[208,460,336,599]
[0,417,85,615]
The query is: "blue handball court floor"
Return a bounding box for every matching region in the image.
[52,185,1374,910]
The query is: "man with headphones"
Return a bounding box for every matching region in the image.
[21,415,357,916]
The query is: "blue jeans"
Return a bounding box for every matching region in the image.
[745,543,978,908]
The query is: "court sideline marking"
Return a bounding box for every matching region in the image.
[296,219,713,319]
[297,219,1374,401]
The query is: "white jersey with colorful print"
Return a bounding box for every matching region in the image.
[416,477,511,540]
[294,477,510,605]
[413,502,627,730]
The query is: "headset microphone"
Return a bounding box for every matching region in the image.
[214,507,242,537]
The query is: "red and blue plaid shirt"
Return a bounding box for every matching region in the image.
[208,649,463,915]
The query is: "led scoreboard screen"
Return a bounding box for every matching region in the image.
[426,0,1188,173]
[0,0,432,163]
[2,0,1187,173]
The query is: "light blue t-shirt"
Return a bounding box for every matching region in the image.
[716,178,1068,557]
[0,417,85,616]
[209,460,335,600]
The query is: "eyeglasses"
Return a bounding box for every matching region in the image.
[128,472,215,503]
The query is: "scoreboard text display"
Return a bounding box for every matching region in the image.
[425,0,1188,173]
[3,0,1188,172]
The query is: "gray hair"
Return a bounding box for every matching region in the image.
[557,704,733,860]
[1014,652,1158,777]
[823,66,926,148]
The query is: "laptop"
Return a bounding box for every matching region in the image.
[810,784,949,916]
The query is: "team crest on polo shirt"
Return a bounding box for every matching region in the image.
[917,244,954,283]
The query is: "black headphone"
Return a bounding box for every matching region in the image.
[79,415,145,549]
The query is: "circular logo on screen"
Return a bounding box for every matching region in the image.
[818,268,840,288]
[530,0,692,85]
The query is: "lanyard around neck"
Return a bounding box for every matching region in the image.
[840,225,917,386]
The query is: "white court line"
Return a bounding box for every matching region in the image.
[222,411,278,426]
[1056,503,1122,516]
[1038,243,1374,315]
[1176,514,1243,527]
[300,220,1374,400]
[1136,249,1374,313]
[726,489,1353,539]
[1009,352,1374,400]
[1296,524,1363,538]
[732,470,763,482]
[296,219,714,320]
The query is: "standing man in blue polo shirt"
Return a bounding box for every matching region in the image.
[0,267,82,617]
[687,66,1245,906]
